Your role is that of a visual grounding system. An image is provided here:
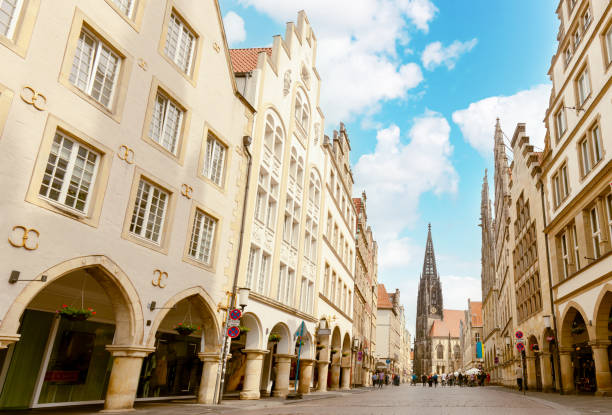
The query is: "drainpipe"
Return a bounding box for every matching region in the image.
[539,179,563,394]
[215,135,253,404]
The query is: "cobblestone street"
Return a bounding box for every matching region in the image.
[20,386,611,415]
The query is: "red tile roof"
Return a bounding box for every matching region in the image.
[470,301,483,327]
[229,48,272,73]
[377,284,393,309]
[429,309,464,338]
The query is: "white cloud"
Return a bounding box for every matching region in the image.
[421,38,477,70]
[223,11,246,46]
[354,111,458,273]
[440,275,482,309]
[236,0,437,124]
[452,84,551,157]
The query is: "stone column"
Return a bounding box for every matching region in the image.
[341,366,351,390]
[272,354,294,397]
[316,360,329,391]
[103,345,154,412]
[559,348,574,394]
[362,368,369,386]
[240,349,268,400]
[591,341,612,396]
[525,356,537,390]
[540,352,554,392]
[298,359,315,394]
[196,352,221,404]
[330,362,341,390]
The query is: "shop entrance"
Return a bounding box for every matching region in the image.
[0,264,136,410]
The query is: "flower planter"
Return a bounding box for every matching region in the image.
[268,334,281,343]
[174,323,199,336]
[57,305,95,321]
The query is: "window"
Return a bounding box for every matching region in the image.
[437,345,443,360]
[38,131,100,214]
[591,125,602,164]
[300,277,308,311]
[326,213,332,238]
[263,112,284,160]
[573,29,581,50]
[606,26,612,65]
[590,206,601,259]
[304,217,317,261]
[309,173,321,208]
[203,134,226,186]
[577,67,591,106]
[582,8,591,31]
[245,247,270,295]
[69,29,121,108]
[129,179,169,244]
[564,46,572,66]
[572,224,580,271]
[579,137,591,175]
[254,169,278,230]
[277,264,295,306]
[555,108,566,139]
[245,246,258,289]
[331,272,337,302]
[294,90,310,131]
[475,333,480,343]
[149,91,184,154]
[112,0,135,18]
[164,13,196,74]
[323,264,330,297]
[188,210,216,265]
[0,0,23,38]
[561,233,569,279]
[606,195,612,244]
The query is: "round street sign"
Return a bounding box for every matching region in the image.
[516,342,525,352]
[227,326,240,338]
[229,308,242,320]
[515,330,524,339]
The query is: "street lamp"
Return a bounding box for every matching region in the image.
[238,287,250,310]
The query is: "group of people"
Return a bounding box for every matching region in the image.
[411,372,489,387]
[371,372,401,388]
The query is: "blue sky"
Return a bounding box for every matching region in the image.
[220,0,558,334]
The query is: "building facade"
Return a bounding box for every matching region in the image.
[0,0,253,410]
[352,192,378,386]
[541,0,612,396]
[460,300,483,371]
[375,284,401,375]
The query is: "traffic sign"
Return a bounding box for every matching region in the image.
[516,342,525,352]
[228,319,240,327]
[515,330,523,339]
[229,308,242,320]
[227,326,240,338]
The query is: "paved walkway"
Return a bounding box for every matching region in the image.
[14,385,611,415]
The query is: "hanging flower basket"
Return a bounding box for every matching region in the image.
[268,333,281,343]
[239,325,250,333]
[330,348,338,355]
[571,326,586,335]
[316,345,325,351]
[342,352,349,357]
[174,323,200,336]
[57,305,95,321]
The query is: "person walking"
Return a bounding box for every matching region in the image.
[433,373,438,388]
[378,372,384,389]
[372,372,378,389]
[421,374,427,387]
[515,364,524,391]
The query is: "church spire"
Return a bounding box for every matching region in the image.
[422,223,438,278]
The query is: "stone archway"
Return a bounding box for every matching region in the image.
[559,306,595,393]
[592,287,612,395]
[329,327,342,390]
[267,322,293,397]
[0,255,143,347]
[340,333,352,390]
[526,335,542,391]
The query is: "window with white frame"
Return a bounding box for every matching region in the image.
[606,195,612,243]
[277,263,295,306]
[561,233,569,279]
[606,26,612,65]
[263,113,284,160]
[309,173,321,208]
[112,0,136,19]
[572,224,580,271]
[69,29,121,108]
[296,156,304,188]
[590,206,601,259]
[555,108,567,139]
[203,134,226,186]
[326,213,332,238]
[323,263,330,296]
[188,209,216,265]
[149,91,183,154]
[129,179,169,244]
[0,0,23,38]
[582,8,591,31]
[591,125,602,164]
[289,147,297,181]
[579,137,591,175]
[564,46,572,66]
[294,90,310,131]
[38,131,100,214]
[283,196,300,248]
[303,217,317,262]
[307,280,314,314]
[331,272,337,302]
[254,168,278,229]
[245,246,270,295]
[164,13,196,74]
[573,28,581,50]
[577,67,590,106]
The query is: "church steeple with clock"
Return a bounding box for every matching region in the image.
[414,224,444,376]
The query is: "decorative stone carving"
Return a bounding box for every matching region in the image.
[20,86,46,111]
[283,70,292,96]
[8,226,39,251]
[152,269,168,288]
[314,123,320,145]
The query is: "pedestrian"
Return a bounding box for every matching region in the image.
[486,372,490,385]
[372,372,378,388]
[428,375,433,387]
[433,373,438,388]
[412,373,417,386]
[515,364,523,391]
[421,374,427,387]
[378,372,384,389]
[385,374,389,386]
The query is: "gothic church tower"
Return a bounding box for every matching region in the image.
[414,224,443,376]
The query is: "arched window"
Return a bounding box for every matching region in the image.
[436,344,444,359]
[453,345,461,360]
[289,147,297,181]
[263,112,284,160]
[294,89,310,131]
[309,172,321,208]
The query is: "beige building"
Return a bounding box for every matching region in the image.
[460,300,483,371]
[541,0,612,396]
[400,321,411,381]
[351,192,378,386]
[375,284,401,374]
[0,0,253,411]
[225,11,357,398]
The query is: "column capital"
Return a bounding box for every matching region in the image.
[588,340,611,349]
[0,334,20,349]
[559,347,574,354]
[275,353,296,362]
[105,345,155,358]
[197,352,221,363]
[317,359,330,365]
[242,348,270,356]
[299,358,315,366]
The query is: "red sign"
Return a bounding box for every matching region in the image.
[516,342,525,352]
[515,330,523,339]
[227,326,240,338]
[44,370,80,382]
[229,308,242,320]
